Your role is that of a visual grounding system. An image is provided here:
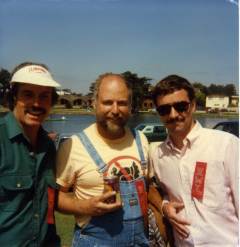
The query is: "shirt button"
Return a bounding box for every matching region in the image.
[16,183,21,188]
[29,152,35,157]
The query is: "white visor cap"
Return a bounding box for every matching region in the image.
[10,65,61,88]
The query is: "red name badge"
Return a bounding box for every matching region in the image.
[135,180,148,216]
[47,187,55,224]
[191,162,207,200]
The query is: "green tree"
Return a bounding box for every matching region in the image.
[121,71,152,113]
[207,84,225,95]
[224,84,237,96]
[193,82,208,95]
[0,68,11,106]
[193,82,207,108]
[0,68,10,88]
[206,83,237,96]
[195,90,206,109]
[87,82,95,97]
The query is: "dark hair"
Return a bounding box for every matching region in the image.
[152,74,195,105]
[8,61,58,110]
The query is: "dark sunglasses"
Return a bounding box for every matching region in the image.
[156,101,190,116]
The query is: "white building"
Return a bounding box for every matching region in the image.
[205,95,229,110]
[56,89,71,96]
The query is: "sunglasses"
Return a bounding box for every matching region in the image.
[156,101,190,116]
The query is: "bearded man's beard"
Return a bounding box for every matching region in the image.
[107,120,124,134]
[98,118,128,137]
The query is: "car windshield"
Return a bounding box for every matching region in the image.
[153,126,166,133]
[135,124,146,131]
[213,121,239,137]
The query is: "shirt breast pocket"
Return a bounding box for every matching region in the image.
[201,160,226,209]
[0,175,33,212]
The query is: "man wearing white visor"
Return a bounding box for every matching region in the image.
[0,62,61,247]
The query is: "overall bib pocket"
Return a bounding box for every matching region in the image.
[120,177,147,220]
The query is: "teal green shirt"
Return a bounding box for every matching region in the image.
[0,112,59,247]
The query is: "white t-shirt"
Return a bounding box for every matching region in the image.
[56,123,149,227]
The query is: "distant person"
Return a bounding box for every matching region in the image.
[149,74,239,246]
[56,73,149,246]
[0,62,61,246]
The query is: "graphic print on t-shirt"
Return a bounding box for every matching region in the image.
[105,155,142,181]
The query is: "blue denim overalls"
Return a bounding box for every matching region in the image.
[72,130,149,247]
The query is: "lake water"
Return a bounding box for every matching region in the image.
[43,113,238,134]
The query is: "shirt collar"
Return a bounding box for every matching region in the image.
[165,121,203,151]
[37,127,53,153]
[186,120,202,145]
[4,112,51,150]
[4,112,23,139]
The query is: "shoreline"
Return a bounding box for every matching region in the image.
[0,107,239,118]
[49,108,239,118]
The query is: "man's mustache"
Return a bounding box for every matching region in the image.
[166,117,185,124]
[26,107,46,115]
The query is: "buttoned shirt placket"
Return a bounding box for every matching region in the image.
[153,121,239,247]
[167,139,196,245]
[30,150,40,246]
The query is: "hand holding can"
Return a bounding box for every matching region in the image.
[104,176,121,204]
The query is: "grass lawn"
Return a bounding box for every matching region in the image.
[55,212,75,247]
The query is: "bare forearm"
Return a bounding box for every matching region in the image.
[56,190,122,216]
[57,190,90,215]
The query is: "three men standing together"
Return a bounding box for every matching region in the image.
[0,63,238,247]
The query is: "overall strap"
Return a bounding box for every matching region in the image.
[131,129,147,171]
[77,131,107,173]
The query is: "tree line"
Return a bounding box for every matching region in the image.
[87,71,237,111]
[0,68,237,112]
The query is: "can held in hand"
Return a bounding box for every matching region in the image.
[104,176,121,204]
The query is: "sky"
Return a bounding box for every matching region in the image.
[0,0,238,94]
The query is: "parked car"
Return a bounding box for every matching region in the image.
[213,121,239,137]
[135,123,167,142]
[54,123,168,149]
